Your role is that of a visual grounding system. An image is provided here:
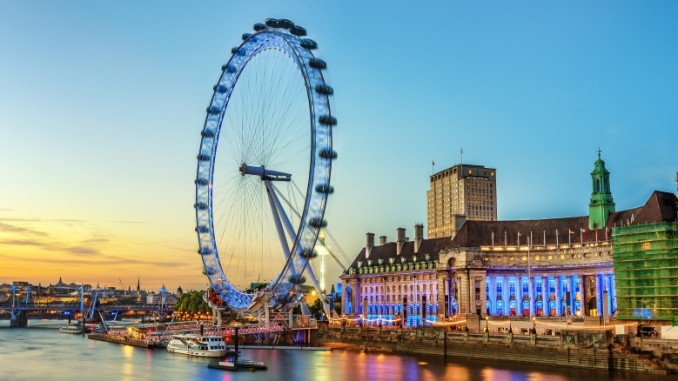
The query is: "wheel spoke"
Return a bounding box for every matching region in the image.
[195,20,337,316]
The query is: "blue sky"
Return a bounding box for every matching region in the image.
[0,1,676,291]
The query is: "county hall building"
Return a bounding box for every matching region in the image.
[339,153,677,326]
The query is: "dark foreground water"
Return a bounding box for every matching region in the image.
[0,320,675,381]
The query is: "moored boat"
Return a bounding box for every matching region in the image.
[59,324,83,334]
[166,334,232,358]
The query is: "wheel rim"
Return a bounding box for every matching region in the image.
[195,22,335,312]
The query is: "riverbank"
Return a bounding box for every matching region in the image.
[88,332,161,348]
[316,326,677,375]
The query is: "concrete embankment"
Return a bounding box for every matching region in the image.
[315,327,672,375]
[88,333,160,349]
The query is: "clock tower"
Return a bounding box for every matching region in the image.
[588,149,615,230]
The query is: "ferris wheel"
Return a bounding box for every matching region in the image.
[194,18,337,316]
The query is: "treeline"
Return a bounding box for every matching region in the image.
[174,290,210,314]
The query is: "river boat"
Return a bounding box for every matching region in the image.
[166,334,231,358]
[59,324,83,334]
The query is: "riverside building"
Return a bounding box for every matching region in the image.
[427,163,497,239]
[340,153,677,326]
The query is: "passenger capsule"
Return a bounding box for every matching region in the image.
[207,106,221,115]
[265,18,279,28]
[242,33,252,41]
[288,274,306,284]
[308,58,327,69]
[231,47,246,56]
[300,248,318,259]
[195,178,209,186]
[318,148,338,160]
[278,19,294,29]
[315,184,334,194]
[318,115,337,126]
[308,217,327,228]
[314,84,333,95]
[290,25,307,37]
[194,202,208,210]
[197,154,211,162]
[215,85,229,94]
[225,65,237,73]
[201,129,215,138]
[198,247,212,255]
[300,38,318,50]
[253,23,267,31]
[196,226,209,233]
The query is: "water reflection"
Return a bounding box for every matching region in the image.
[1,325,676,381]
[440,363,472,381]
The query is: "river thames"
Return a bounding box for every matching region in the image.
[1,320,675,381]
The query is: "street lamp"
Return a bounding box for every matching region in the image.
[532,316,537,334]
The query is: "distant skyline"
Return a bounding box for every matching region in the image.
[1,1,676,291]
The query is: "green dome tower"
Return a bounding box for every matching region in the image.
[588,149,615,230]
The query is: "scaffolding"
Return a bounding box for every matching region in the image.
[613,222,678,323]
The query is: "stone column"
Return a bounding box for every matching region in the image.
[502,275,509,316]
[349,279,359,316]
[436,269,447,318]
[518,275,524,315]
[341,280,348,315]
[457,271,470,315]
[569,274,575,316]
[612,273,617,313]
[486,275,493,316]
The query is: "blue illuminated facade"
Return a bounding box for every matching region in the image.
[340,155,675,325]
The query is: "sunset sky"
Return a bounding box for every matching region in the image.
[1,1,676,292]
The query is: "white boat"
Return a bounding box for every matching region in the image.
[59,324,83,334]
[166,334,230,358]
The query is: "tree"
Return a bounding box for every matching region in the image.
[174,290,209,316]
[309,298,325,319]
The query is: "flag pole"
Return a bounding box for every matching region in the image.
[580,228,583,245]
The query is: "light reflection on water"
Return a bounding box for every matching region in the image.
[0,321,676,381]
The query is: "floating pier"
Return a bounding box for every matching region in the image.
[207,325,267,372]
[207,360,267,371]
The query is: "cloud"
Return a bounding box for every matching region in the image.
[65,246,101,256]
[0,222,48,237]
[81,238,110,245]
[0,235,103,257]
[0,216,186,269]
[0,239,49,247]
[0,251,185,268]
[111,220,146,224]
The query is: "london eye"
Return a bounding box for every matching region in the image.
[194,18,336,317]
